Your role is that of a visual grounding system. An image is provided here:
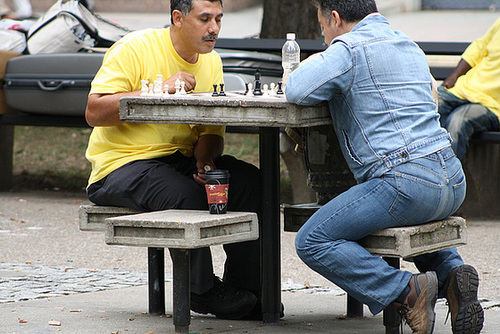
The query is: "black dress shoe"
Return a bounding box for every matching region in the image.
[217,299,285,321]
[191,277,257,319]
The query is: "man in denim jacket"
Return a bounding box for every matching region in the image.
[286,1,483,333]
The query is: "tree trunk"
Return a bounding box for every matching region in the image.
[260,0,321,39]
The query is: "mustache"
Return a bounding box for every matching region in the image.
[202,34,218,41]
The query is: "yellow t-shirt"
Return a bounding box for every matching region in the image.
[448,17,500,118]
[85,28,225,186]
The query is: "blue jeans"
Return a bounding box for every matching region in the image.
[438,86,500,161]
[295,147,465,315]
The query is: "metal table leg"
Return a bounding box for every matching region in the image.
[259,127,281,323]
[347,295,364,317]
[148,247,165,315]
[383,257,401,334]
[170,248,191,334]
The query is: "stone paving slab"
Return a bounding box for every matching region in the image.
[0,262,149,304]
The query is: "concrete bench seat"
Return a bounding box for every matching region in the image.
[79,205,258,334]
[283,203,467,334]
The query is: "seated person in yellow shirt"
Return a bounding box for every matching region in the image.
[438,17,500,161]
[84,0,270,320]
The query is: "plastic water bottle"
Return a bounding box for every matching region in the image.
[281,33,300,88]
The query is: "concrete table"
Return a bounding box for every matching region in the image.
[119,93,331,323]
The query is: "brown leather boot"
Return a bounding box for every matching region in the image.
[393,271,438,334]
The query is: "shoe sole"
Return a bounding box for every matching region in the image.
[451,265,484,334]
[425,271,439,334]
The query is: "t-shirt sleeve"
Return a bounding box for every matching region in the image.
[90,41,141,95]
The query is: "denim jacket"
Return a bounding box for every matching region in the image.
[286,14,451,183]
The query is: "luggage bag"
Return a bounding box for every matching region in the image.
[3,53,104,116]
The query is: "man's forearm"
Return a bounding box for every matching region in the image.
[442,59,472,88]
[85,91,140,127]
[193,134,224,169]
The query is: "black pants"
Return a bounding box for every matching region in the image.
[87,153,262,295]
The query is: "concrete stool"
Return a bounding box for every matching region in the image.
[283,204,467,334]
[79,205,169,315]
[105,209,258,334]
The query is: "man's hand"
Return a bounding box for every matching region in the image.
[193,161,216,186]
[164,71,196,93]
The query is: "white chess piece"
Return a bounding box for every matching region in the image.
[247,83,254,96]
[180,81,187,95]
[269,82,276,96]
[154,80,163,96]
[153,74,164,96]
[148,83,154,97]
[162,84,170,98]
[140,80,149,96]
[263,84,269,96]
[174,79,181,95]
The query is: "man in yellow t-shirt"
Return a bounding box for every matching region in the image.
[85,0,266,320]
[438,17,500,161]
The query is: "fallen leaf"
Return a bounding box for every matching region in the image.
[48,320,61,326]
[18,318,27,324]
[70,309,82,312]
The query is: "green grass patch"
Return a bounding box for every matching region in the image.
[12,126,292,202]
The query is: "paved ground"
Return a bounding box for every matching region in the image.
[0,190,499,333]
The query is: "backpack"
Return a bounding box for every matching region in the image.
[26,0,130,54]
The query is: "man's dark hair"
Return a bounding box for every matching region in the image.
[313,0,377,23]
[171,0,223,23]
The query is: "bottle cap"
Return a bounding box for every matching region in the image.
[286,33,296,40]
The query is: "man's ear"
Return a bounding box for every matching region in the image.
[331,10,342,28]
[171,10,184,28]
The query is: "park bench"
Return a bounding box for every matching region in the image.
[79,204,258,334]
[1,39,498,217]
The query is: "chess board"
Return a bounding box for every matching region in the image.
[142,90,287,101]
[120,92,330,128]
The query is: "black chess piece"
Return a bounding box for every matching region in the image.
[276,81,284,95]
[253,70,263,96]
[219,83,226,96]
[212,84,219,97]
[244,82,249,95]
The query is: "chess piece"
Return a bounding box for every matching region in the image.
[154,80,163,96]
[276,81,284,95]
[263,84,269,96]
[148,83,154,97]
[212,83,219,97]
[219,83,226,96]
[180,81,187,95]
[162,84,170,98]
[253,70,263,96]
[247,83,254,96]
[140,80,149,96]
[270,82,276,94]
[244,82,249,95]
[174,79,181,95]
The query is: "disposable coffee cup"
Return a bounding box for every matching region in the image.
[205,169,230,214]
